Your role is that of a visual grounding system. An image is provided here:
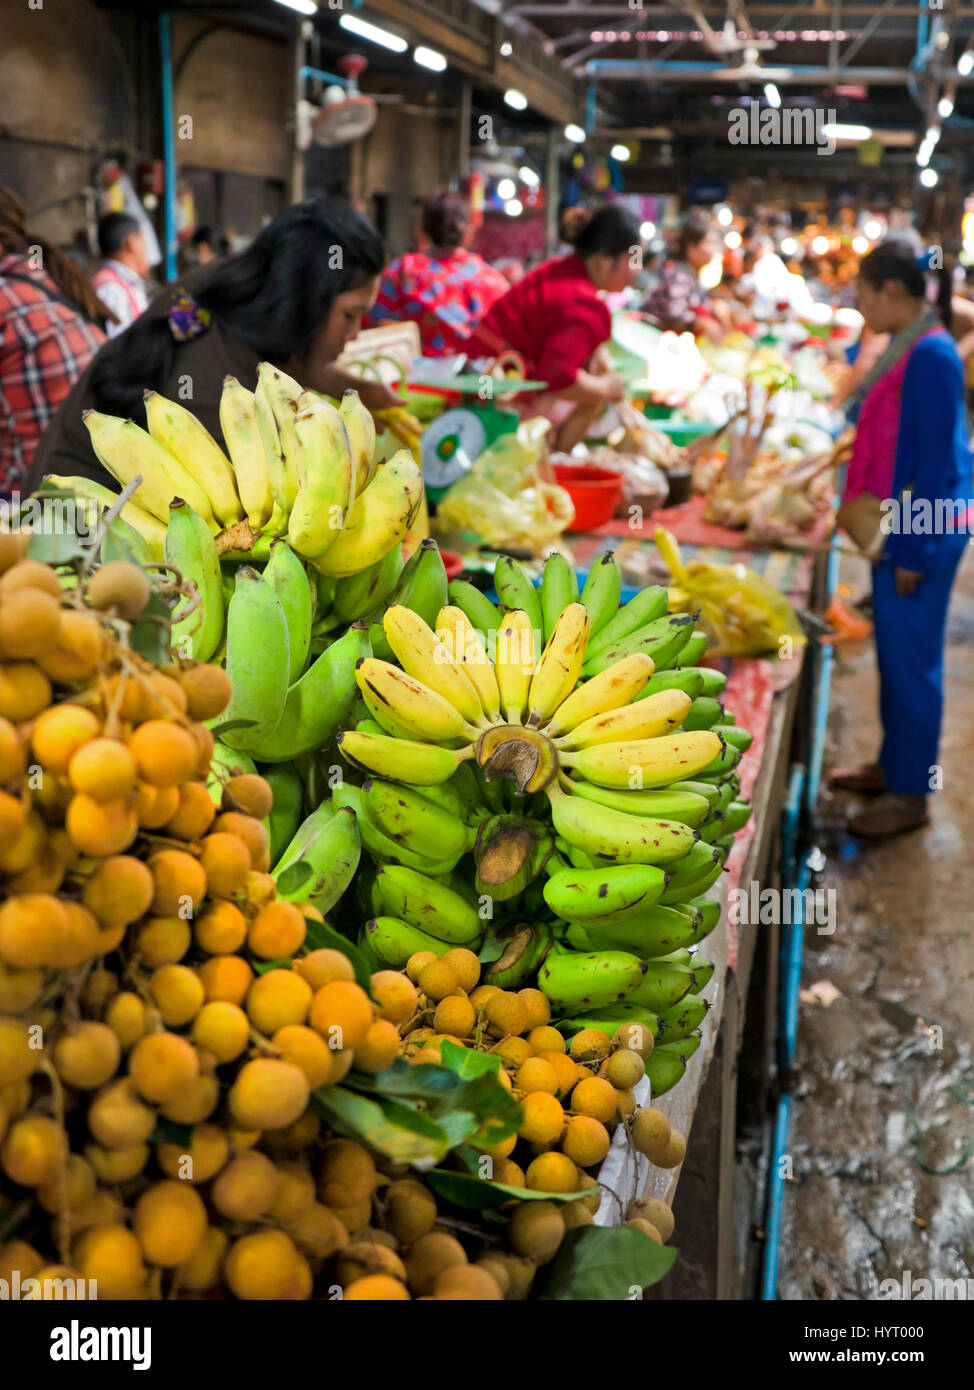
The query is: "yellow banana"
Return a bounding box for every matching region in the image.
[544,653,654,737]
[311,451,423,579]
[435,606,502,723]
[143,390,242,527]
[43,474,167,560]
[219,377,274,530]
[83,411,218,532]
[339,390,377,497]
[355,657,479,744]
[556,688,692,750]
[560,730,722,790]
[383,605,486,727]
[494,609,536,725]
[254,361,302,512]
[286,395,354,559]
[337,729,470,786]
[525,601,590,728]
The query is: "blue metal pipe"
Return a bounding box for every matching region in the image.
[300,65,349,87]
[761,1093,793,1298]
[159,12,178,284]
[585,83,597,134]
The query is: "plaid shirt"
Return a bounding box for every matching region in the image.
[0,254,105,493]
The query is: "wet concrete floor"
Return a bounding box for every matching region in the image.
[778,549,974,1300]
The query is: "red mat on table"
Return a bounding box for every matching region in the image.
[574,493,831,554]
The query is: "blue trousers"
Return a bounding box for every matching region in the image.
[872,534,968,796]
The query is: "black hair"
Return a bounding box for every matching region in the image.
[192,224,230,257]
[676,210,714,260]
[568,203,643,258]
[421,191,468,251]
[97,212,142,259]
[859,238,952,331]
[89,197,386,418]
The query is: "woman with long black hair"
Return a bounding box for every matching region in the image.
[831,240,973,838]
[30,197,395,488]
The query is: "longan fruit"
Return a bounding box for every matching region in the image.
[188,721,214,777]
[603,1048,646,1090]
[163,781,217,840]
[159,1073,219,1126]
[562,1199,595,1231]
[229,1057,310,1131]
[492,1157,527,1189]
[0,895,66,971]
[475,1254,512,1296]
[0,587,62,660]
[193,900,247,956]
[268,1161,316,1223]
[0,1078,31,1118]
[67,737,136,802]
[87,1079,156,1149]
[369,969,417,1023]
[0,662,52,722]
[471,1128,517,1162]
[344,1273,408,1301]
[417,958,459,1003]
[221,772,273,819]
[65,794,137,857]
[104,992,148,1052]
[129,1030,199,1104]
[212,1150,281,1221]
[613,1021,654,1059]
[571,1075,619,1124]
[198,954,253,1005]
[0,809,46,876]
[525,1150,578,1194]
[1,1113,67,1186]
[39,1150,94,1214]
[192,1001,249,1064]
[561,1115,611,1168]
[491,1035,533,1070]
[149,963,205,1027]
[404,1230,466,1296]
[433,994,475,1038]
[272,1024,335,1089]
[242,869,277,915]
[134,780,180,830]
[287,1203,350,1264]
[30,703,99,773]
[50,902,101,970]
[133,1180,207,1266]
[0,1238,44,1283]
[654,1130,686,1169]
[0,559,60,598]
[132,916,192,967]
[87,561,149,619]
[0,789,27,842]
[627,1197,675,1241]
[225,1229,312,1300]
[308,979,372,1051]
[336,1242,407,1289]
[197,830,250,898]
[627,1217,663,1242]
[410,1046,441,1067]
[568,1028,613,1062]
[248,901,306,960]
[507,1200,565,1262]
[434,1264,503,1300]
[74,1222,145,1300]
[440,947,480,993]
[128,720,198,788]
[528,1025,566,1056]
[354,1019,400,1074]
[177,1227,229,1292]
[0,961,43,1014]
[518,1091,565,1145]
[516,1056,560,1097]
[485,991,528,1038]
[82,854,154,926]
[318,1137,376,1207]
[517,988,551,1030]
[85,1141,149,1183]
[36,610,102,684]
[148,848,207,917]
[177,663,232,721]
[212,811,267,864]
[630,1106,671,1160]
[0,716,25,784]
[405,951,438,983]
[0,1017,38,1088]
[246,969,312,1034]
[615,1088,638,1120]
[382,1177,436,1244]
[0,531,29,573]
[53,1021,120,1090]
[8,843,63,896]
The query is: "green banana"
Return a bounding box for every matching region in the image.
[538,946,647,1012]
[332,542,404,625]
[712,724,753,753]
[539,553,578,642]
[373,863,482,944]
[365,916,451,968]
[659,860,724,905]
[637,668,706,702]
[722,800,752,835]
[682,696,724,732]
[206,740,257,806]
[626,960,696,1011]
[547,785,696,866]
[695,667,728,697]
[272,801,361,915]
[654,995,709,1044]
[165,498,225,661]
[333,783,461,877]
[246,623,370,762]
[678,631,710,666]
[686,956,715,994]
[564,778,711,829]
[493,555,543,634]
[370,539,448,660]
[569,901,706,957]
[264,541,313,684]
[686,896,721,933]
[578,552,622,635]
[645,1034,701,1097]
[697,810,728,844]
[215,568,289,751]
[447,579,502,636]
[361,778,473,863]
[697,736,743,778]
[263,763,304,864]
[543,864,668,926]
[484,921,554,988]
[583,585,669,663]
[664,840,722,887]
[558,1001,659,1040]
[667,779,722,809]
[582,611,697,677]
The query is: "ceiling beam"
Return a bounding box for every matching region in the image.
[580,60,974,82]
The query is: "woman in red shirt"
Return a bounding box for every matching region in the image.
[469,204,642,452]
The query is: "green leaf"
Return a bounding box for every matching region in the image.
[101,517,151,567]
[426,1168,583,1210]
[275,861,313,897]
[350,1059,464,1101]
[438,1039,501,1080]
[311,1085,451,1164]
[252,956,293,975]
[148,1119,194,1146]
[27,529,85,565]
[536,1225,677,1300]
[303,917,372,993]
[128,592,173,664]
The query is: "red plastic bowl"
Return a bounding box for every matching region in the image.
[439,549,465,581]
[553,463,625,531]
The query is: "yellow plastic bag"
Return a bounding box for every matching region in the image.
[654,526,806,659]
[436,419,574,552]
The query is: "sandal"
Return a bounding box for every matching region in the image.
[847,794,929,839]
[828,763,885,794]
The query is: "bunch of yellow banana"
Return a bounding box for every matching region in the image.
[81,367,423,573]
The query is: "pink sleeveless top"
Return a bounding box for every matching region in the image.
[844,328,941,502]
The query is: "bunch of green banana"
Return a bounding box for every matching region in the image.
[270,800,361,916]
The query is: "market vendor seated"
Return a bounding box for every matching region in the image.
[467,204,642,454]
[642,212,727,343]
